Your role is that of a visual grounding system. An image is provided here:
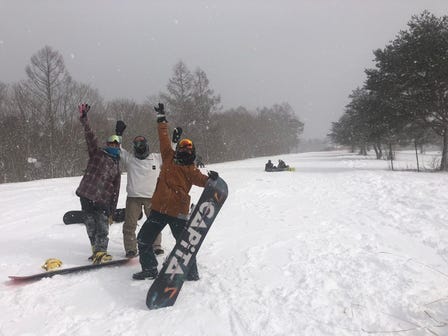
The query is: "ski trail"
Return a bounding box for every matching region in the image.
[2,151,448,335]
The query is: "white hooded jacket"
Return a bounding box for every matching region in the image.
[120,148,160,198]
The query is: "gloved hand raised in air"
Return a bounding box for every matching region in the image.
[172,127,183,143]
[115,120,127,136]
[154,103,167,123]
[78,103,91,119]
[207,170,219,181]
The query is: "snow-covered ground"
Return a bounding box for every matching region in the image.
[1,150,447,336]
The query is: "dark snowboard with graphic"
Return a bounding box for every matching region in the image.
[63,208,143,225]
[9,258,133,282]
[146,176,228,310]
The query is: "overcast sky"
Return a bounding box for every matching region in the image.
[0,0,447,138]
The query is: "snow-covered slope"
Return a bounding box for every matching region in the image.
[1,151,447,336]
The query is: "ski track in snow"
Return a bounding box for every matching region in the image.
[1,151,448,335]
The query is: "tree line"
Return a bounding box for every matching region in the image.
[329,11,448,170]
[0,46,304,183]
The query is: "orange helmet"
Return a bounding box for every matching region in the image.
[175,138,196,165]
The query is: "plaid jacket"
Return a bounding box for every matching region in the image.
[76,118,121,215]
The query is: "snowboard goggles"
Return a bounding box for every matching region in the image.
[107,135,121,144]
[133,136,146,143]
[178,139,193,149]
[133,136,147,147]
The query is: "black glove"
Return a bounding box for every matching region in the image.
[172,127,183,143]
[154,103,167,123]
[115,120,127,136]
[78,103,91,119]
[207,170,219,181]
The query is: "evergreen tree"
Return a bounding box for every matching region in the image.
[367,11,448,169]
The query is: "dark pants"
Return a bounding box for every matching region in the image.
[80,197,109,253]
[137,210,198,277]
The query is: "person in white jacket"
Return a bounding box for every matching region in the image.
[116,121,163,258]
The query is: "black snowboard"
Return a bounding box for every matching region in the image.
[9,258,133,282]
[146,176,228,310]
[63,208,142,225]
[265,166,295,172]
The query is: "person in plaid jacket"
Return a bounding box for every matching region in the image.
[76,103,121,264]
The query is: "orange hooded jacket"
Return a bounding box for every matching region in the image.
[150,122,208,219]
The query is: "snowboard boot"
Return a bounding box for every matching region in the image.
[88,245,95,261]
[92,251,113,264]
[132,268,158,280]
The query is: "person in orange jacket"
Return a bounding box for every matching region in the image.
[132,103,218,280]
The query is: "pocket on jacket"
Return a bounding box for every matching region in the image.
[172,188,189,208]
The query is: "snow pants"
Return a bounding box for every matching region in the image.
[123,197,162,254]
[80,197,109,253]
[137,210,198,277]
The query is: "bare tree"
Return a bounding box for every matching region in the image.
[0,82,15,182]
[59,83,105,177]
[21,45,72,177]
[191,67,221,162]
[161,62,221,163]
[161,61,194,127]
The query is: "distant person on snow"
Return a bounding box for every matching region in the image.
[265,159,274,171]
[114,120,164,258]
[75,103,121,264]
[132,103,219,280]
[278,159,289,169]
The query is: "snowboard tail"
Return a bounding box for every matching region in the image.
[9,258,132,282]
[146,177,228,310]
[63,208,143,225]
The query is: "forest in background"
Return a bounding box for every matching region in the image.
[0,48,303,183]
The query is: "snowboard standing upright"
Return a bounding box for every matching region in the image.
[146,176,228,310]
